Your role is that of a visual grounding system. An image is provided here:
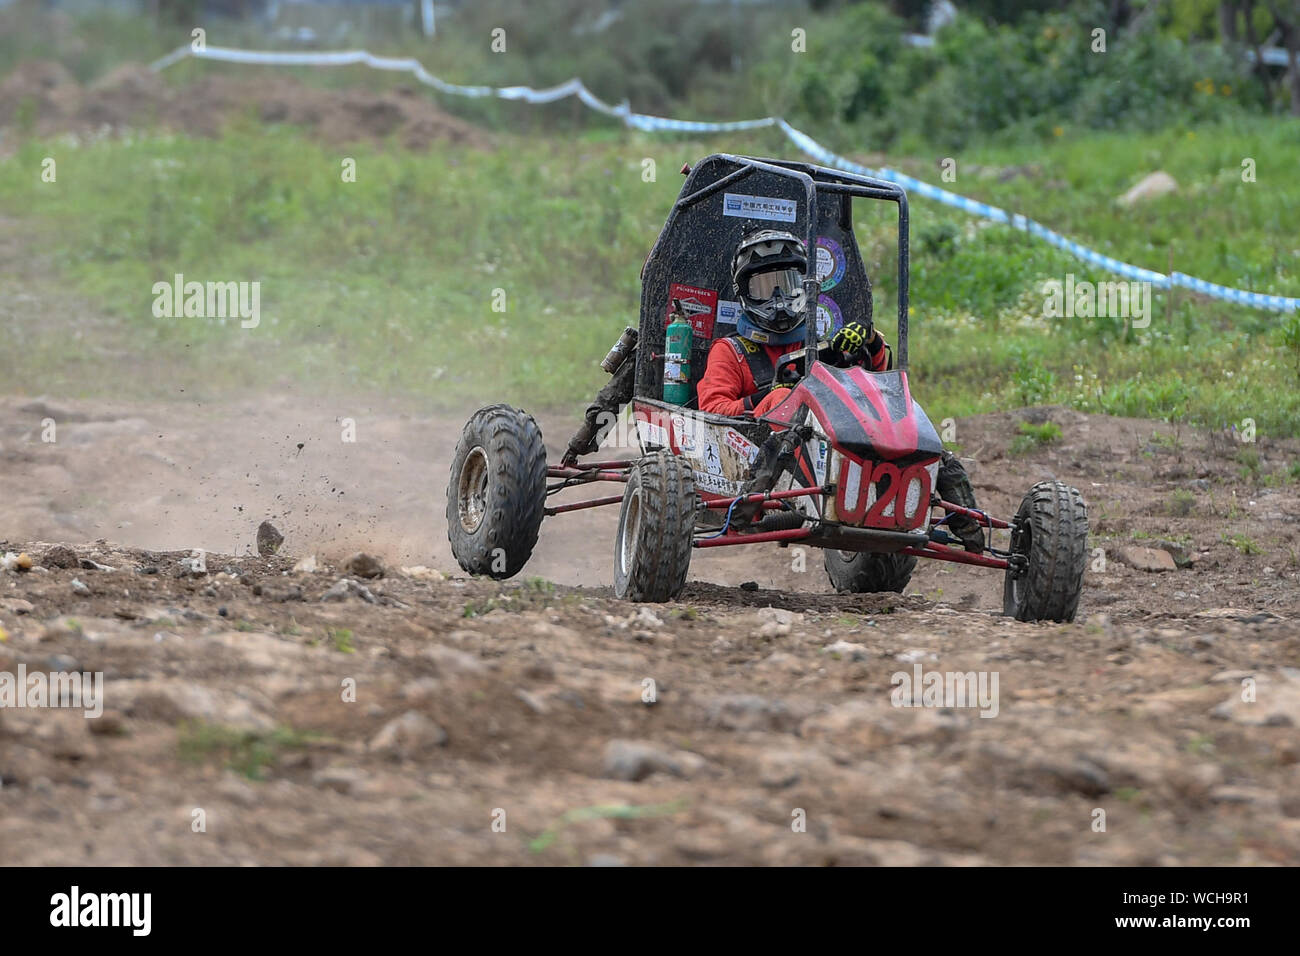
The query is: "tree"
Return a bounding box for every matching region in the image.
[1267,1,1300,113]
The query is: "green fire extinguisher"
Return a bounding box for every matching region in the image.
[663,299,693,405]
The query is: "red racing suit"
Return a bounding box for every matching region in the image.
[697,330,891,418]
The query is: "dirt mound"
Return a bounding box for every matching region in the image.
[0,59,490,150]
[0,59,80,126]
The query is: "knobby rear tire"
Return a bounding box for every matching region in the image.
[446,404,547,579]
[824,550,917,594]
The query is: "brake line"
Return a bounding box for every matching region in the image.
[700,497,743,540]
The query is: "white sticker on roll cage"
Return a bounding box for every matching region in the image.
[717,299,742,327]
[722,193,798,223]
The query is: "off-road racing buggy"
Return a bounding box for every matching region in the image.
[447,155,1088,622]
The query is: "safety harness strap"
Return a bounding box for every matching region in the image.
[725,337,776,406]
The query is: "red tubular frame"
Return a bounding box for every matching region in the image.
[903,540,1010,569]
[565,459,638,470]
[545,462,632,513]
[542,459,1013,568]
[544,494,625,515]
[547,466,631,483]
[700,484,827,510]
[695,528,812,549]
[936,499,1010,530]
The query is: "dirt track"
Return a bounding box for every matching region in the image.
[2,393,1299,865]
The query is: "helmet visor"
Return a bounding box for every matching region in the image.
[747,268,803,302]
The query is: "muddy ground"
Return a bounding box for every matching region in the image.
[2,394,1298,866]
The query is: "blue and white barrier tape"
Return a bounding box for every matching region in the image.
[150,44,1299,314]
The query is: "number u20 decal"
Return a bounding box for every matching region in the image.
[836,458,933,530]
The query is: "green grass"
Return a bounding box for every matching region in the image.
[462,577,569,617]
[1,109,1298,434]
[0,5,183,83]
[1010,420,1063,455]
[528,800,688,854]
[1235,446,1261,479]
[1168,488,1195,516]
[327,628,356,655]
[0,125,670,409]
[1223,532,1263,555]
[891,117,1300,436]
[177,720,315,780]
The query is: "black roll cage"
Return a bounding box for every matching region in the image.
[666,154,911,369]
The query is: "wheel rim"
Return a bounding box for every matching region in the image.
[619,485,643,578]
[457,446,491,534]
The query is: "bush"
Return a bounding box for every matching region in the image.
[762,1,1264,151]
[1011,347,1058,406]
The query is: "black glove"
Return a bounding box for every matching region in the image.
[742,380,793,413]
[830,321,875,359]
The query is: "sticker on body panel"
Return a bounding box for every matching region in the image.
[723,427,760,465]
[815,236,846,291]
[636,418,669,450]
[722,193,797,223]
[833,456,939,531]
[663,412,757,487]
[667,282,718,339]
[810,439,829,485]
[669,413,697,453]
[815,294,843,337]
[701,440,723,476]
[715,299,741,338]
[693,469,743,496]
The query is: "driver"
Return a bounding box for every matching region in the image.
[696,228,985,554]
[697,229,889,419]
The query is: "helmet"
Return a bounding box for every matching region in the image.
[731,229,808,341]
